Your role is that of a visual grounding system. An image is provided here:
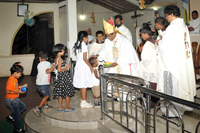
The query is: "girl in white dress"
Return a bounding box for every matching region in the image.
[73,31,94,108]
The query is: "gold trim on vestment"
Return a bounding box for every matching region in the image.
[112,47,120,74]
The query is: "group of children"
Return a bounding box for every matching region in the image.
[5,30,105,133]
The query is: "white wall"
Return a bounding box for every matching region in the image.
[151,0,184,19]
[0,2,60,77]
[190,0,200,20]
[0,55,34,77]
[77,0,117,35]
[122,10,155,47]
[0,2,60,56]
[59,0,118,47]
[122,0,184,48]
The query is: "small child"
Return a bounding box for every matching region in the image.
[89,30,105,56]
[73,31,94,108]
[33,51,56,117]
[89,57,100,106]
[139,26,159,108]
[5,62,27,133]
[53,44,75,112]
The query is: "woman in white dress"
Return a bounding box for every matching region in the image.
[73,31,94,108]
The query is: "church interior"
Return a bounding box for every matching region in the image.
[1,0,200,133]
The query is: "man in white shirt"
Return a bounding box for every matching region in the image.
[115,15,133,44]
[85,27,96,55]
[188,10,200,34]
[85,27,96,44]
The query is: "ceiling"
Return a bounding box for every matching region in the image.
[86,0,139,14]
[0,0,155,14]
[0,0,65,3]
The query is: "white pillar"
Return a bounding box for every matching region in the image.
[66,0,77,60]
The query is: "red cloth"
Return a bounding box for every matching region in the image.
[108,18,114,26]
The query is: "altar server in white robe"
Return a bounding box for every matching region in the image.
[89,30,105,66]
[157,5,196,117]
[139,26,159,108]
[115,15,133,44]
[94,18,139,100]
[188,10,200,34]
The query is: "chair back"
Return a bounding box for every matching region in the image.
[192,42,200,79]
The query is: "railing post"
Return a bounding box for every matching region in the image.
[99,65,105,120]
[145,84,151,133]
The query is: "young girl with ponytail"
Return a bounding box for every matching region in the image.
[73,31,94,108]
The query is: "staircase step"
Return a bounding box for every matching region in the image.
[24,90,132,133]
[25,110,110,133]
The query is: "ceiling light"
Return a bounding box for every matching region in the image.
[153,7,158,10]
[80,10,85,20]
[80,15,85,20]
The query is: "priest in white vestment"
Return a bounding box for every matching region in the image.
[94,18,139,101]
[114,15,133,44]
[96,18,139,76]
[157,5,196,117]
[154,17,167,46]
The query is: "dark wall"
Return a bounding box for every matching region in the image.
[34,21,54,58]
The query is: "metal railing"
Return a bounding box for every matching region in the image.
[99,65,200,133]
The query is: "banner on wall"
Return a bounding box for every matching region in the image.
[183,0,189,24]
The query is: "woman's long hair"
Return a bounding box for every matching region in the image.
[73,31,88,55]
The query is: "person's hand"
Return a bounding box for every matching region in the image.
[23,84,28,88]
[90,55,97,58]
[139,46,143,52]
[90,66,94,73]
[66,64,70,70]
[89,41,93,44]
[156,37,162,45]
[53,62,57,66]
[18,90,26,94]
[103,64,106,68]
[188,27,194,31]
